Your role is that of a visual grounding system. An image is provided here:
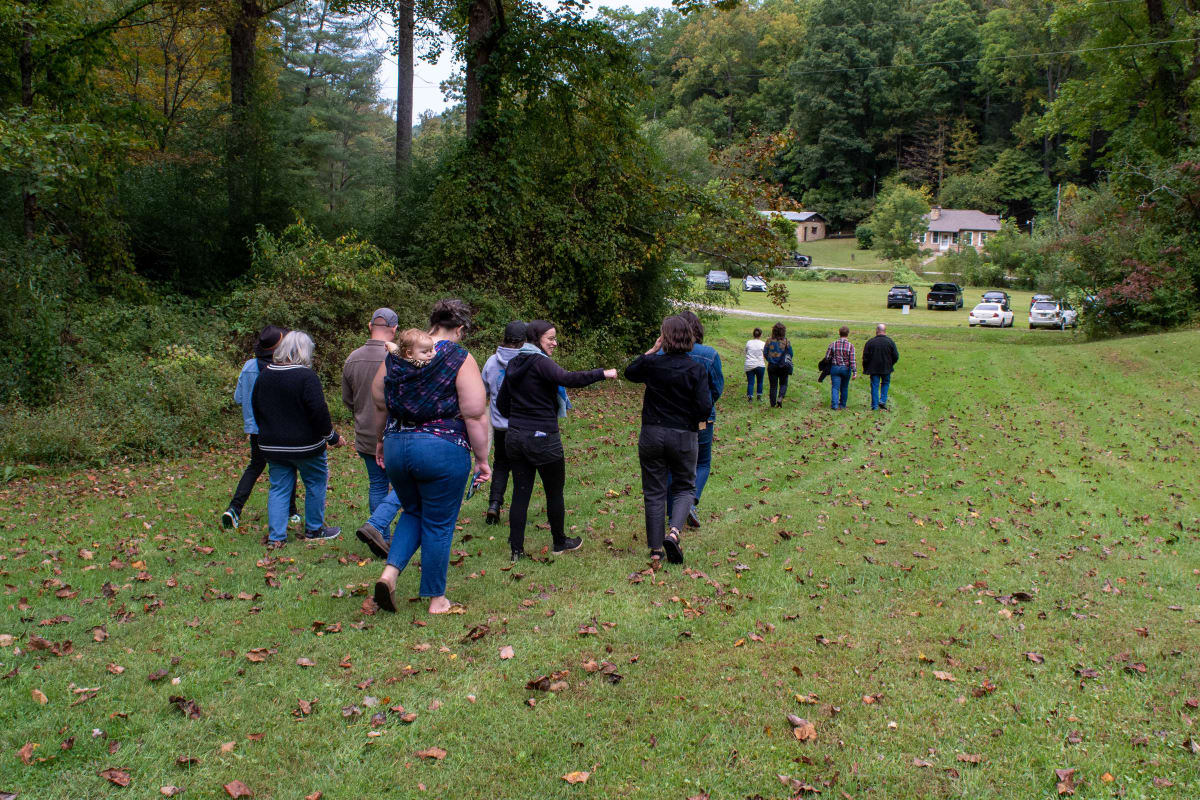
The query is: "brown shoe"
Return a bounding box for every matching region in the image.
[356,523,388,559]
[663,528,684,564]
[373,580,397,613]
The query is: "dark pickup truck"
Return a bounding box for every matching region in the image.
[926,282,964,310]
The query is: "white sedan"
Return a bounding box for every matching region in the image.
[968,303,1014,327]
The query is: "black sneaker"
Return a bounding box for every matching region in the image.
[551,537,583,555]
[879,403,889,411]
[686,506,701,529]
[304,525,341,541]
[485,503,501,525]
[510,549,528,563]
[221,508,239,530]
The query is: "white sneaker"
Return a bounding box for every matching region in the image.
[221,509,239,529]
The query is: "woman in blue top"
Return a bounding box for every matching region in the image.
[369,299,492,615]
[764,322,793,408]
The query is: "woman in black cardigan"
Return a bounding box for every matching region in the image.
[624,316,712,563]
[496,320,617,561]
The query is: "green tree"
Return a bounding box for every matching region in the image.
[938,171,1002,213]
[866,182,930,260]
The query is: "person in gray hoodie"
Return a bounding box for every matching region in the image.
[480,321,527,525]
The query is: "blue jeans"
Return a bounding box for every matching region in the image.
[265,453,328,542]
[830,365,851,409]
[745,368,764,399]
[667,422,714,510]
[383,433,471,598]
[361,452,400,542]
[870,374,891,409]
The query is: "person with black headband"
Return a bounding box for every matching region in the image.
[221,325,298,531]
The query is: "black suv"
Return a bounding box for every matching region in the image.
[789,252,812,267]
[705,270,731,290]
[886,285,916,308]
[981,290,1011,311]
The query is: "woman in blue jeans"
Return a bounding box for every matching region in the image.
[370,300,491,615]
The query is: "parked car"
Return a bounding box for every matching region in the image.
[789,252,812,267]
[969,302,1014,327]
[1029,299,1077,329]
[705,270,731,290]
[886,285,916,308]
[742,274,768,292]
[926,282,964,310]
[981,290,1011,311]
[1029,293,1054,308]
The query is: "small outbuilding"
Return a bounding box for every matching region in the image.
[760,210,828,243]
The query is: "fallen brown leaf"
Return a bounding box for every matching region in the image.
[296,658,315,668]
[31,689,47,705]
[933,671,956,682]
[18,742,37,765]
[223,780,253,798]
[416,746,447,760]
[499,645,514,660]
[956,753,981,764]
[562,771,590,784]
[1054,768,1077,795]
[160,787,183,797]
[99,767,131,787]
[1024,652,1045,664]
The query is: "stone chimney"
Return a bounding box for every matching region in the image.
[930,206,941,221]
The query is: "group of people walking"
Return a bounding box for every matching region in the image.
[744,322,899,411]
[221,301,723,616]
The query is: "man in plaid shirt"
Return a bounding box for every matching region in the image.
[824,326,856,410]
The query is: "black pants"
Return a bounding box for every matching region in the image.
[488,428,512,508]
[768,365,790,406]
[637,425,698,552]
[506,428,567,552]
[229,434,297,516]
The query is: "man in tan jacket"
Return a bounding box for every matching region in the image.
[342,308,400,558]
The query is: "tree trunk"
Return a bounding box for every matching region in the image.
[20,19,37,239]
[465,0,502,141]
[394,0,414,177]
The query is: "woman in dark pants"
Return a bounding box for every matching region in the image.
[497,320,617,562]
[625,316,713,564]
[764,322,794,408]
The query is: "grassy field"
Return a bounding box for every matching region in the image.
[794,238,890,270]
[3,316,1199,800]
[703,277,1045,329]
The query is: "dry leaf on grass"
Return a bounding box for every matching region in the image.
[296,658,315,668]
[499,645,514,660]
[416,746,446,760]
[562,771,590,784]
[99,768,131,787]
[956,753,981,764]
[160,787,183,797]
[1054,768,1077,795]
[17,742,38,764]
[31,689,47,704]
[1024,652,1045,664]
[933,671,956,682]
[224,780,253,798]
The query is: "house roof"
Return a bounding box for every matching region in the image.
[926,208,1001,233]
[759,210,827,223]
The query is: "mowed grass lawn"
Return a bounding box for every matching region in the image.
[794,238,891,271]
[3,317,1199,800]
[709,279,1047,329]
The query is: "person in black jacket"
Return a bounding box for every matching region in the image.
[861,323,900,411]
[496,320,618,561]
[624,316,713,564]
[251,331,345,548]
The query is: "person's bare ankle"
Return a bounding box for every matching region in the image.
[427,596,450,614]
[378,566,399,590]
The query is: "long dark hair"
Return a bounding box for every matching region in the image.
[770,322,786,340]
[525,320,555,354]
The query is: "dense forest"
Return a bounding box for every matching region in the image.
[2,0,1198,465]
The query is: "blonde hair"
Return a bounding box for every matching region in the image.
[273,331,314,367]
[397,328,435,360]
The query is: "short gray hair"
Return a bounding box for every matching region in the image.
[876,323,886,334]
[273,331,314,367]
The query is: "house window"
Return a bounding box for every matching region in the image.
[980,232,989,244]
[929,232,937,244]
[962,231,973,245]
[951,232,959,244]
[811,226,818,235]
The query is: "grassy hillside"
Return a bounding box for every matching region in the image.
[2,320,1197,799]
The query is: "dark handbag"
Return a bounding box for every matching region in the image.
[783,353,793,375]
[817,356,831,371]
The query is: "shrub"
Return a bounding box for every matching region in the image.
[855,222,874,249]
